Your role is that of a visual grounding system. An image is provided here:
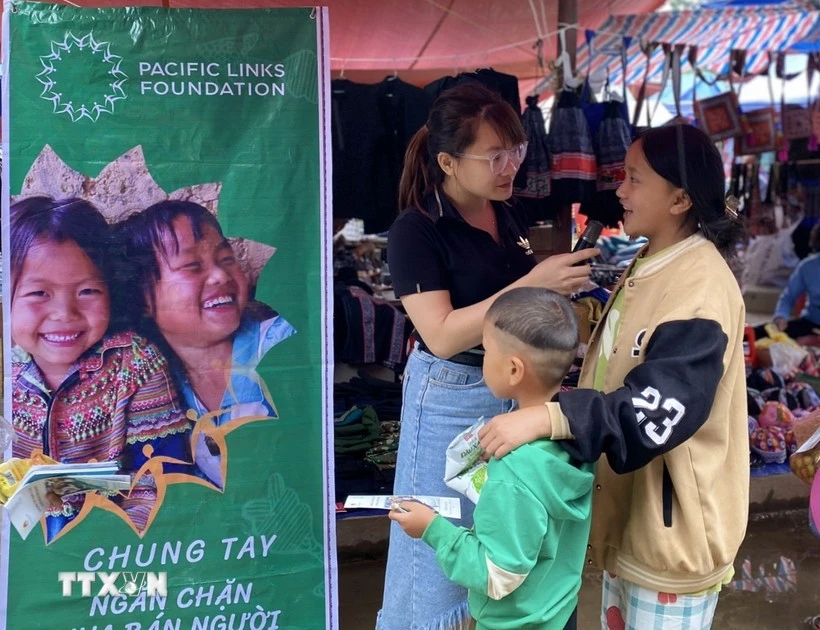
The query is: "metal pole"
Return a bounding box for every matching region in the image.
[551,0,579,254]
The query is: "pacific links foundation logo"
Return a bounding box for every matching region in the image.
[37,32,128,123]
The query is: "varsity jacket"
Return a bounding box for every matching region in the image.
[422,439,594,630]
[546,233,749,593]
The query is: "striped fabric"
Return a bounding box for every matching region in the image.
[580,6,819,89]
[11,332,193,541]
[551,153,598,181]
[549,89,598,205]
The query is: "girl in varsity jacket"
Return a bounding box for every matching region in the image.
[480,124,748,629]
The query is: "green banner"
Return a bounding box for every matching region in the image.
[1,4,335,629]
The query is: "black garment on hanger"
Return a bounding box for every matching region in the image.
[332,79,386,231]
[331,78,431,234]
[473,68,521,115]
[371,78,431,233]
[423,74,474,103]
[424,68,521,116]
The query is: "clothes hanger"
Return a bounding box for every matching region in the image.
[383,68,399,98]
[332,62,348,94]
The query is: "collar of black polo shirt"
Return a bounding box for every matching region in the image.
[427,187,516,236]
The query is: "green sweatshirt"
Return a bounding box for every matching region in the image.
[422,439,594,629]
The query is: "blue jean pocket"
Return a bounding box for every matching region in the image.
[429,365,485,389]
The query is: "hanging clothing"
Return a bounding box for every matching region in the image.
[331,78,430,233]
[334,282,413,371]
[580,78,629,141]
[729,163,746,207]
[581,100,632,228]
[549,89,597,207]
[424,68,521,116]
[371,78,432,232]
[473,68,522,114]
[331,79,385,230]
[515,95,559,224]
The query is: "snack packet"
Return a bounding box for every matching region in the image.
[443,418,487,504]
[0,458,33,503]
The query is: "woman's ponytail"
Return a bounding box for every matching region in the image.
[398,125,436,212]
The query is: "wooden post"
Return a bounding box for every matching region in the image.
[558,0,578,75]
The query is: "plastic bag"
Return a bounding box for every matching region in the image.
[0,416,14,452]
[741,224,800,288]
[769,343,810,375]
[443,418,487,505]
[790,425,820,485]
[756,323,805,350]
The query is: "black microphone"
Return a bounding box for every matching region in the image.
[572,220,603,265]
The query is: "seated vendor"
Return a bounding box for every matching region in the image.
[756,223,820,341]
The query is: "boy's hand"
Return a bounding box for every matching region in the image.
[388,501,437,538]
[479,405,553,459]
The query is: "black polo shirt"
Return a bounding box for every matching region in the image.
[388,191,536,310]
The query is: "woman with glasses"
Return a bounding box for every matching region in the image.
[377,83,598,630]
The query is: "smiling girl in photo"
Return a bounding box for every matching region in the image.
[9,196,193,542]
[114,201,296,486]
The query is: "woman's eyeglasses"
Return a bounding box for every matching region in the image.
[454,142,528,176]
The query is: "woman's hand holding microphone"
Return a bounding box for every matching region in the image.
[523,220,603,296]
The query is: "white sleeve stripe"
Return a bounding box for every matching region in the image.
[485,555,528,600]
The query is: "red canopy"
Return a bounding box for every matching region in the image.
[2,0,664,89]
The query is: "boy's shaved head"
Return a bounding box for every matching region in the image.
[486,288,579,387]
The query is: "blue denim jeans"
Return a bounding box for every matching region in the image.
[377,348,514,630]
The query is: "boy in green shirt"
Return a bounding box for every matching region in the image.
[391,288,594,630]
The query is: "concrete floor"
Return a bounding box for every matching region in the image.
[338,509,820,630]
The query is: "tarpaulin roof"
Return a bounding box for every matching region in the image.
[577,3,820,90]
[1,0,664,88]
[703,0,817,8]
[700,0,820,52]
